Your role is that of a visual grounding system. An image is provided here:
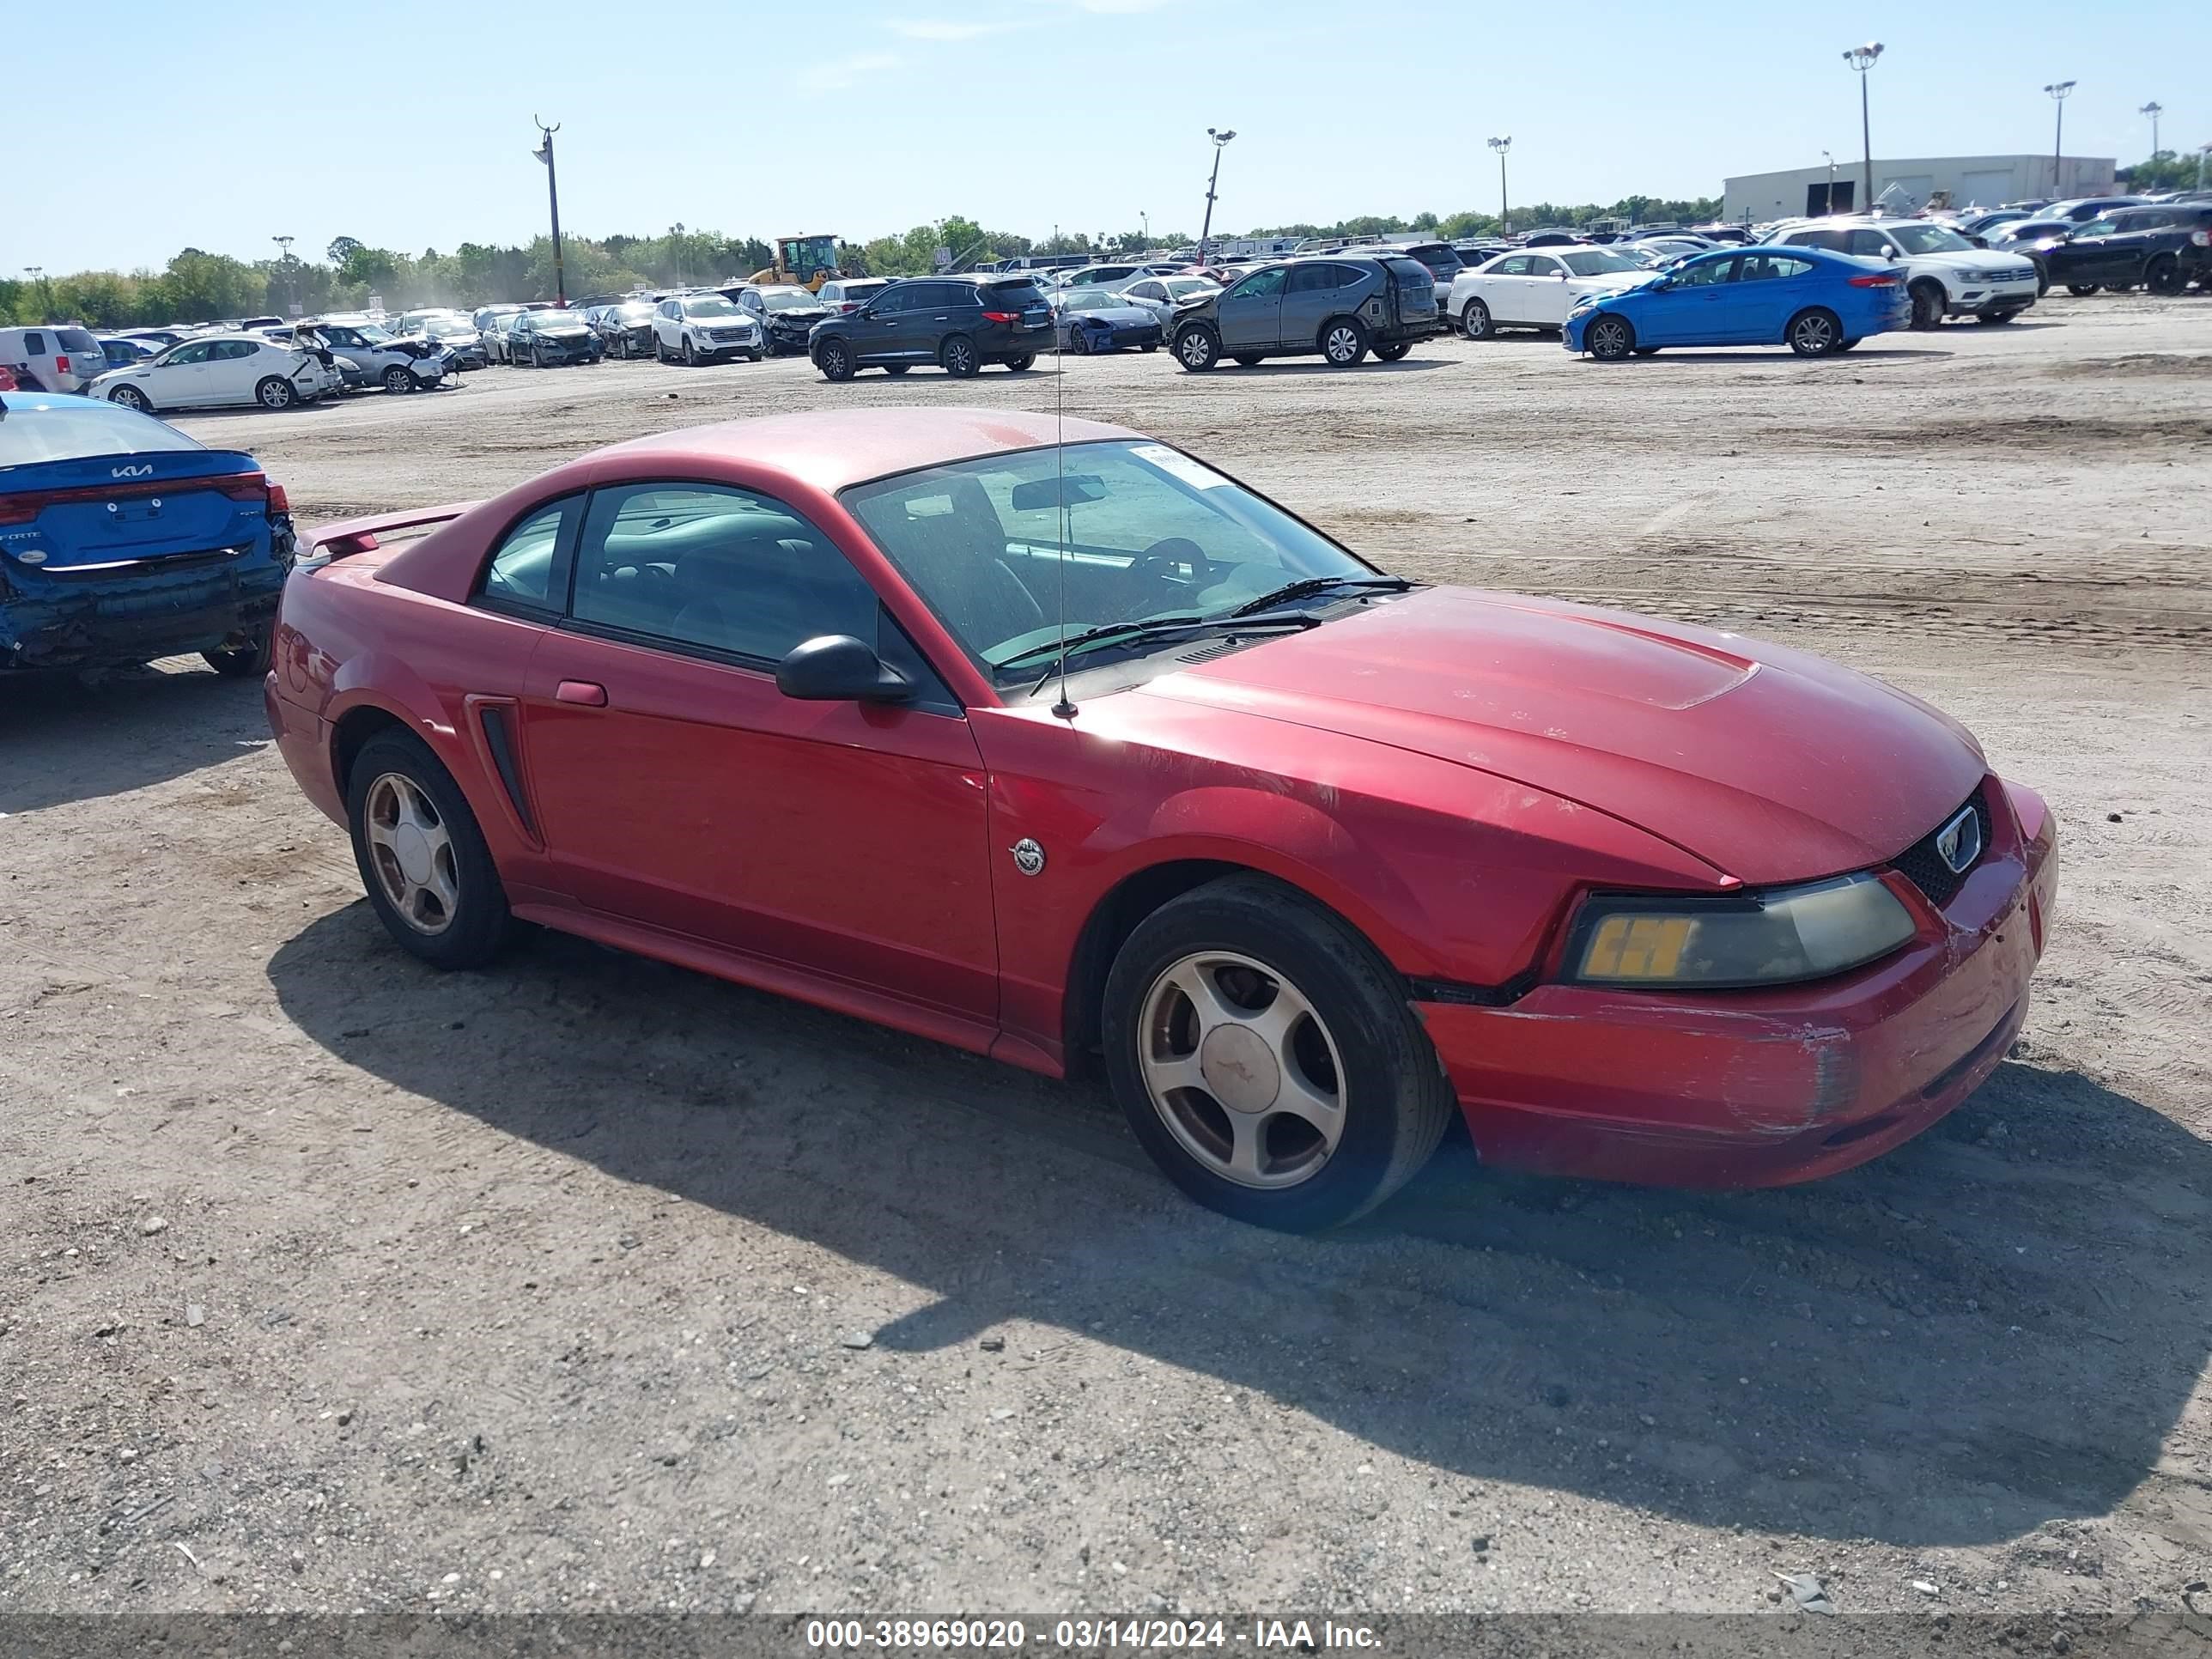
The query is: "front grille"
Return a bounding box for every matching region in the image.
[1893,785,1994,908]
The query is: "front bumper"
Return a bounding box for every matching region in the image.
[1951,283,2039,316]
[1415,778,2058,1188]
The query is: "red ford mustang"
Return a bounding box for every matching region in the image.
[267,409,2058,1231]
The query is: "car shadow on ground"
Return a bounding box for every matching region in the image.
[0,665,268,814]
[1588,348,1957,364]
[1206,359,1455,376]
[267,908,2211,1549]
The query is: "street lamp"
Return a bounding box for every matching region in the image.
[532,117,567,306]
[1488,136,1512,235]
[25,265,47,321]
[271,235,295,315]
[672,222,685,287]
[1198,127,1236,263]
[1821,149,1837,214]
[2045,82,2075,198]
[1140,210,1149,250]
[2140,100,2164,159]
[1842,43,1883,213]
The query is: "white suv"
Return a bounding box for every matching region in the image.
[0,325,106,392]
[651,294,763,365]
[1773,218,2039,328]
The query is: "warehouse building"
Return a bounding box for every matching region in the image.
[1723,154,2118,222]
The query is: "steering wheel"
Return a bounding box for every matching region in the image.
[1131,538,1215,592]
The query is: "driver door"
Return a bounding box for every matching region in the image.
[851,286,915,363]
[148,339,216,405]
[1216,267,1286,349]
[1643,253,1739,344]
[518,479,999,1022]
[1523,254,1577,325]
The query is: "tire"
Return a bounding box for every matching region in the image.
[1140,342,1158,352]
[1787,307,1844,356]
[1907,282,1945,331]
[1001,355,1033,372]
[1231,355,1264,368]
[939,334,980,377]
[252,377,296,410]
[2145,255,2183,295]
[1319,317,1369,366]
[884,362,913,375]
[1174,324,1221,372]
[202,627,271,678]
[1585,313,1636,362]
[1371,341,1411,362]
[1633,346,1662,356]
[1066,327,1091,356]
[108,384,154,413]
[1975,312,2017,325]
[2066,283,2100,296]
[383,364,415,392]
[1100,875,1456,1232]
[681,337,696,367]
[345,729,512,971]
[1837,337,1862,351]
[1462,297,1494,339]
[816,338,855,381]
[654,336,670,363]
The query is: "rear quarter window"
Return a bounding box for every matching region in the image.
[58,329,100,353]
[982,281,1047,307]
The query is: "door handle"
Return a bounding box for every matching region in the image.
[556,680,607,707]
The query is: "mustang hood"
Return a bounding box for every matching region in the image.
[1138,587,1986,885]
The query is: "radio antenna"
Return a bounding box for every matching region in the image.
[1048,270,1077,720]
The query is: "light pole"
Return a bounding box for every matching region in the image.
[2200,143,2212,191]
[2045,82,2075,197]
[1140,210,1149,250]
[532,117,567,306]
[1198,127,1236,263]
[270,235,295,315]
[1842,43,1882,213]
[2140,100,2163,159]
[672,222,685,287]
[25,265,46,322]
[1821,149,1837,213]
[1488,136,1511,235]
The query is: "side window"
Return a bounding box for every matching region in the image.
[477,496,579,614]
[217,341,258,359]
[25,331,47,355]
[1673,255,1738,287]
[167,342,212,364]
[1492,257,1532,277]
[872,286,912,313]
[1286,264,1335,294]
[570,483,878,665]
[1844,230,1893,258]
[1231,268,1288,300]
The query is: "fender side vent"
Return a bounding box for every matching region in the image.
[477,705,535,836]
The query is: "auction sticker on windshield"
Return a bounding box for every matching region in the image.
[1129,444,1231,490]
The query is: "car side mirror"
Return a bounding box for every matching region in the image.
[776,635,913,704]
[1970,234,1990,248]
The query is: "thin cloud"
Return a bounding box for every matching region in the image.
[890,19,1008,40]
[799,52,900,92]
[1068,0,1180,11]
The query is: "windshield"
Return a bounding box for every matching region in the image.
[682,295,739,317]
[1060,289,1115,312]
[0,397,205,465]
[356,325,395,343]
[841,439,1376,684]
[421,318,474,337]
[1166,279,1218,298]
[1888,224,1973,255]
[758,289,818,312]
[614,301,657,321]
[1560,249,1643,276]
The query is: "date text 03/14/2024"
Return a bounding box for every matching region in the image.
[802,1619,1383,1650]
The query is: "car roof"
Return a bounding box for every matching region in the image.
[594,407,1139,496]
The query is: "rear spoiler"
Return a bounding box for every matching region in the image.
[302,501,482,561]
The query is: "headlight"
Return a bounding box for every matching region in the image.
[1566,873,1917,989]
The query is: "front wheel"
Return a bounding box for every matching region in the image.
[1065,327,1091,356]
[1001,355,1032,372]
[1101,875,1456,1232]
[346,731,513,971]
[2067,283,2100,297]
[1461,298,1494,340]
[680,337,696,367]
[109,384,155,413]
[885,362,914,375]
[1174,324,1220,371]
[939,334,980,377]
[816,338,854,381]
[1787,307,1844,356]
[1319,317,1369,366]
[383,364,414,392]
[1908,282,1945,331]
[1585,314,1636,362]
[1975,312,2017,325]
[1836,337,1862,351]
[1371,341,1411,362]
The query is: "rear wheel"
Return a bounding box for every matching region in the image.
[1585,314,1636,361]
[108,384,154,413]
[884,362,913,375]
[1001,355,1033,372]
[939,334,980,377]
[1907,281,1946,330]
[1319,317,1370,366]
[252,377,296,410]
[2146,255,2183,295]
[1633,346,1662,356]
[1101,875,1456,1232]
[1836,337,1863,351]
[1975,312,2017,325]
[1461,297,1494,339]
[1231,355,1264,368]
[1371,341,1411,362]
[816,338,854,381]
[1787,307,1844,356]
[2067,283,2101,296]
[1174,324,1221,371]
[202,628,271,678]
[346,731,512,971]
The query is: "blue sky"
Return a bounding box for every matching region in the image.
[20,0,2206,272]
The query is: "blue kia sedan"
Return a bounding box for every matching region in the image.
[1564,246,1908,360]
[1,392,295,675]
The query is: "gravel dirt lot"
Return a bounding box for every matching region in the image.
[3,295,2209,1642]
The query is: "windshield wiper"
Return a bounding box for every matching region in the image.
[993,614,1319,692]
[1225,574,1415,617]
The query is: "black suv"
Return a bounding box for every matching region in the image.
[1169,254,1443,370]
[807,275,1054,380]
[2021,204,2212,295]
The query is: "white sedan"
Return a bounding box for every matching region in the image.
[1448,245,1656,338]
[88,333,343,412]
[1115,274,1222,328]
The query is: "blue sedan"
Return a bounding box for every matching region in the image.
[1563,246,1908,361]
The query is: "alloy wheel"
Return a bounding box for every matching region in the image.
[1792,313,1836,353]
[362,773,460,936]
[1324,325,1360,363]
[1136,950,1347,1190]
